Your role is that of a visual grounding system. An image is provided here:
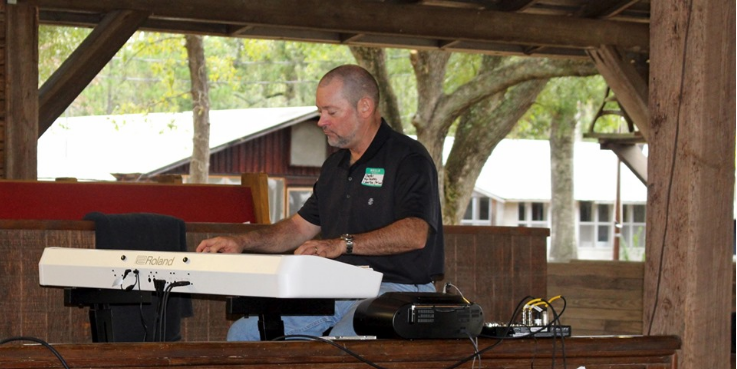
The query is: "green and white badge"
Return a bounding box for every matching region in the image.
[361,167,385,187]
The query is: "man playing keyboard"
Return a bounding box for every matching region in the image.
[196,64,444,341]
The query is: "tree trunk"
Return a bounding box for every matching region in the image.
[185,35,210,184]
[443,79,548,224]
[548,111,577,261]
[349,46,404,133]
[410,50,452,171]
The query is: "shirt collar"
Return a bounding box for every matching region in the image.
[340,119,392,171]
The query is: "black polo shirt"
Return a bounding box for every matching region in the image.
[298,120,444,284]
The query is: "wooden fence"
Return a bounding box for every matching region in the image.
[0,221,548,343]
[548,260,736,336]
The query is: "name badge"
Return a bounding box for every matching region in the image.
[361,168,385,187]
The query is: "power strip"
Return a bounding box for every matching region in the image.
[481,324,572,338]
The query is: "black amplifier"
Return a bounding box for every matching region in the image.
[353,292,484,339]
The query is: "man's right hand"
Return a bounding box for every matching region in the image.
[196,236,244,254]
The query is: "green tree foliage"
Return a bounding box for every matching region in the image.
[511,75,626,140]
[38,27,364,116]
[38,25,91,84]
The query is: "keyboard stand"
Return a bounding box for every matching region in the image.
[226,297,335,341]
[64,288,153,342]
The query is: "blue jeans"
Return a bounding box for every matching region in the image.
[226,282,436,341]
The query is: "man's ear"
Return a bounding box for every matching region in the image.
[358,97,375,117]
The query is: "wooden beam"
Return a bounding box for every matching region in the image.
[588,45,650,140]
[600,143,647,184]
[29,0,649,52]
[580,0,641,19]
[37,10,149,136]
[496,0,538,12]
[645,1,734,369]
[4,2,38,179]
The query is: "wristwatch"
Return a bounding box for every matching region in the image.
[340,234,354,255]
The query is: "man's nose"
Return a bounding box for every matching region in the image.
[317,115,329,128]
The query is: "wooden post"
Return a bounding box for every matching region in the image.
[645,1,735,369]
[3,2,38,179]
[613,159,621,260]
[241,172,271,224]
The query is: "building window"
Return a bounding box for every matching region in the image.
[579,201,613,248]
[462,195,493,226]
[286,187,313,218]
[621,204,646,248]
[518,202,548,228]
[267,177,285,223]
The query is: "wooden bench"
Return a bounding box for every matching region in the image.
[0,173,270,224]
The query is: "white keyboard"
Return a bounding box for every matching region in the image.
[38,247,382,299]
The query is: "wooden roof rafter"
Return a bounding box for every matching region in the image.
[31,0,649,60]
[38,9,150,136]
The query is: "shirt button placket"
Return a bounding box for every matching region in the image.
[341,175,354,220]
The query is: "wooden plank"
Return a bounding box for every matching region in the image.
[0,229,22,337]
[548,285,643,300]
[571,319,642,336]
[452,232,477,300]
[4,2,37,179]
[38,10,149,136]
[580,0,641,18]
[549,274,642,290]
[565,307,642,322]
[549,260,644,278]
[45,230,93,343]
[473,233,496,319]
[20,231,49,340]
[560,297,642,311]
[0,336,681,369]
[646,1,735,369]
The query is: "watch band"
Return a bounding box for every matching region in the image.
[341,234,354,255]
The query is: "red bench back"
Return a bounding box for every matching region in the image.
[0,180,260,223]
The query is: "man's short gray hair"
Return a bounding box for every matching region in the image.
[319,65,380,108]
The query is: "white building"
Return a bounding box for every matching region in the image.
[455,139,647,260]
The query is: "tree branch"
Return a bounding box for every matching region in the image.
[349,46,404,132]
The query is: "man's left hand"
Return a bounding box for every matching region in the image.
[294,238,344,259]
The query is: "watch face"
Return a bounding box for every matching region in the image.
[341,234,354,254]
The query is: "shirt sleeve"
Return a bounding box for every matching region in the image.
[392,153,442,233]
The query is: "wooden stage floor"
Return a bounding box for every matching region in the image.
[0,335,679,369]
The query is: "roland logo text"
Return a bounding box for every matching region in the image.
[135,255,175,266]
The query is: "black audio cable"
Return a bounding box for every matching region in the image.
[1,336,70,369]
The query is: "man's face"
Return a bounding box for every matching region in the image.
[316,79,360,149]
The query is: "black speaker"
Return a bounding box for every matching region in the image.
[353,292,484,339]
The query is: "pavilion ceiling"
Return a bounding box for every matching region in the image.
[29,0,650,59]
